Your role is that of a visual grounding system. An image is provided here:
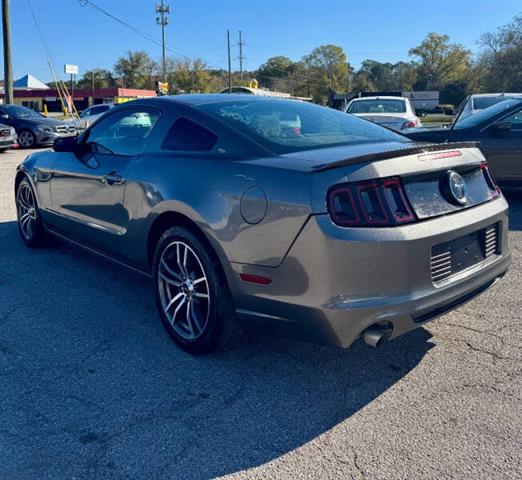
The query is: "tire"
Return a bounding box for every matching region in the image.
[18,130,36,149]
[153,226,238,354]
[16,178,47,247]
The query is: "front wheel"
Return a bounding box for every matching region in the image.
[16,178,47,247]
[18,130,36,148]
[153,227,237,354]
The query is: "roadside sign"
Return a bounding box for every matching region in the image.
[64,64,79,75]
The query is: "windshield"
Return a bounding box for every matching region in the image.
[455,99,522,129]
[347,99,406,114]
[198,99,409,154]
[3,105,43,119]
[472,96,516,110]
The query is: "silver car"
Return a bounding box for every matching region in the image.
[15,95,510,354]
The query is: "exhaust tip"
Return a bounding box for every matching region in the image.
[363,324,393,348]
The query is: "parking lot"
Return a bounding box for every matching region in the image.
[0,147,521,479]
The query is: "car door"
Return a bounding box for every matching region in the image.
[48,106,161,257]
[479,106,522,187]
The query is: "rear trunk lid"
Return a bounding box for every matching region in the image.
[355,114,408,130]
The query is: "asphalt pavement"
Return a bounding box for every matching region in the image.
[0,148,521,480]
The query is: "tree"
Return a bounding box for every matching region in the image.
[302,45,349,103]
[409,33,471,90]
[165,57,214,93]
[476,15,522,91]
[114,51,157,89]
[76,69,116,89]
[356,60,417,92]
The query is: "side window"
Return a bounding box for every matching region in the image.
[80,108,92,118]
[502,108,522,129]
[86,109,160,156]
[162,117,217,152]
[90,106,110,116]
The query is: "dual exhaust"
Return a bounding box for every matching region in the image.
[362,324,393,348]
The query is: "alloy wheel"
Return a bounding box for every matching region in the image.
[157,241,211,341]
[17,182,37,240]
[18,131,34,148]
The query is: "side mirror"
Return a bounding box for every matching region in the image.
[490,121,512,137]
[53,135,79,152]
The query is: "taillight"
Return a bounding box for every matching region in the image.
[327,177,416,227]
[401,120,417,130]
[480,161,500,197]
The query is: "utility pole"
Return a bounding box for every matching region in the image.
[91,71,95,104]
[238,31,244,83]
[156,0,169,82]
[2,0,13,104]
[227,29,232,92]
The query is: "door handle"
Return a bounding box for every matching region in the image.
[103,171,124,185]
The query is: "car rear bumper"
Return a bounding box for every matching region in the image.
[231,197,510,348]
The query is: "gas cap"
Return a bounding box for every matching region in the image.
[240,186,267,224]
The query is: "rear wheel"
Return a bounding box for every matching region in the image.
[16,178,47,247]
[153,226,237,354]
[18,130,36,149]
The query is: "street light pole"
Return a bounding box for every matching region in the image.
[2,0,14,104]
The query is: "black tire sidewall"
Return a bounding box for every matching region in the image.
[152,226,229,354]
[16,178,45,247]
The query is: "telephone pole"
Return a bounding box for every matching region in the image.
[2,0,13,104]
[227,29,232,92]
[155,0,169,82]
[238,31,244,82]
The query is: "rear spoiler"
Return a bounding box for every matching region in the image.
[312,141,480,171]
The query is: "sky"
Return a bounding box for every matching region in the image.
[1,0,521,83]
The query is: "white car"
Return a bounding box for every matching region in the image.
[345,96,421,131]
[457,93,522,121]
[78,103,114,129]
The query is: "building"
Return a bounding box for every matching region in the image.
[0,74,157,112]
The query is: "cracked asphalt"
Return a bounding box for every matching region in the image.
[1,148,521,480]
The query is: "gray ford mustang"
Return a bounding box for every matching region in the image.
[15,94,510,354]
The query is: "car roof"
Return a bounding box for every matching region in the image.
[132,93,297,108]
[470,93,522,98]
[350,96,406,101]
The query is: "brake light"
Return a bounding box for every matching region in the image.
[401,120,417,130]
[327,177,416,227]
[480,161,500,197]
[418,150,462,161]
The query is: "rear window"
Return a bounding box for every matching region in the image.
[347,99,406,114]
[472,97,508,110]
[198,99,408,154]
[162,117,217,151]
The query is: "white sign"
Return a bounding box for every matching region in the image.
[64,64,79,75]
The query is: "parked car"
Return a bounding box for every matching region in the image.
[0,104,76,148]
[0,123,17,152]
[403,98,522,190]
[16,95,509,354]
[78,103,114,129]
[457,93,522,121]
[345,96,421,131]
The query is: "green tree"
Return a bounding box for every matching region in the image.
[166,57,214,93]
[302,45,349,103]
[477,15,522,91]
[114,51,157,89]
[76,69,116,89]
[409,33,471,90]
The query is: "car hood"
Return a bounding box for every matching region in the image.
[31,117,73,128]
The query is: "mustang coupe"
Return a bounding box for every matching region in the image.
[15,95,510,353]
